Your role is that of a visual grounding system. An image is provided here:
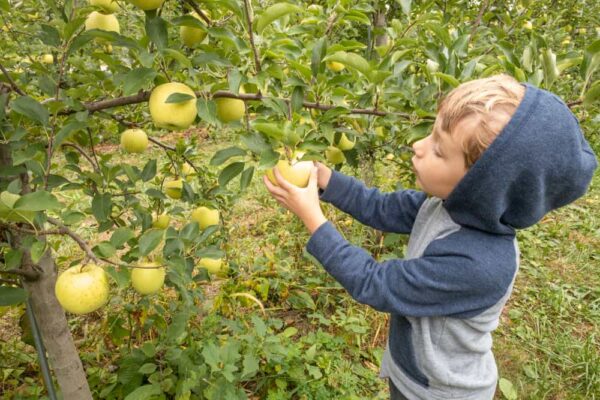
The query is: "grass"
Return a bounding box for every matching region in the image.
[1,127,599,399]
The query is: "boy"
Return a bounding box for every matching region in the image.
[263,75,597,399]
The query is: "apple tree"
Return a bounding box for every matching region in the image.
[0,0,599,398]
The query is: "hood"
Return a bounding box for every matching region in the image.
[444,83,598,234]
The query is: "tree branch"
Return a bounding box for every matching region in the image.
[61,142,100,171]
[182,0,211,25]
[243,0,262,73]
[0,268,39,280]
[46,217,100,264]
[0,62,26,96]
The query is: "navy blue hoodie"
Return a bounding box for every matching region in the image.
[306,84,597,399]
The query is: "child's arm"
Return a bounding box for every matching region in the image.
[307,222,518,317]
[316,162,426,234]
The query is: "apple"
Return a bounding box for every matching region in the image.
[215,88,246,123]
[191,206,219,229]
[337,133,355,150]
[327,61,345,72]
[199,257,225,275]
[385,153,395,161]
[149,82,197,130]
[180,11,208,48]
[120,129,148,153]
[523,20,533,30]
[128,0,164,10]
[578,28,587,35]
[181,162,194,178]
[164,179,183,199]
[55,264,109,315]
[89,0,119,13]
[131,262,165,295]
[152,213,170,229]
[40,54,54,64]
[85,11,120,34]
[561,38,571,46]
[325,146,346,165]
[266,159,313,188]
[375,126,385,138]
[104,44,113,53]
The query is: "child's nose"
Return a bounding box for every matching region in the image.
[412,138,425,157]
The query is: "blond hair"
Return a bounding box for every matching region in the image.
[435,74,525,167]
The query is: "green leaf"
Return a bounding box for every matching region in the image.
[311,37,327,78]
[0,0,9,12]
[241,354,259,379]
[138,229,164,256]
[166,311,189,344]
[11,96,49,126]
[30,240,46,264]
[397,0,412,16]
[165,93,195,104]
[110,228,135,248]
[14,191,61,211]
[583,81,600,107]
[39,24,61,47]
[161,48,192,68]
[92,193,112,222]
[94,242,116,258]
[137,363,157,375]
[326,51,372,79]
[252,122,284,140]
[240,167,254,190]
[210,147,247,166]
[541,48,559,88]
[145,14,168,50]
[433,72,460,87]
[0,286,27,306]
[123,384,162,400]
[255,3,303,34]
[55,121,87,148]
[291,86,304,113]
[197,98,219,125]
[121,68,157,96]
[140,159,157,182]
[218,162,245,187]
[498,378,518,400]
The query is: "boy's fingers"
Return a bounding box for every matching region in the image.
[263,175,287,197]
[273,166,294,191]
[308,166,318,187]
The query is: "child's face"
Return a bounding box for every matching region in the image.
[411,117,472,199]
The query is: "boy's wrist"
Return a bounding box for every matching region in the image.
[317,163,332,190]
[303,212,328,234]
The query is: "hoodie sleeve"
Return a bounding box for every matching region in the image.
[319,170,427,234]
[306,222,518,318]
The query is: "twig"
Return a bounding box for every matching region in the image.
[182,0,211,25]
[61,143,100,171]
[0,62,25,95]
[0,278,20,285]
[242,0,261,73]
[567,99,583,108]
[86,128,101,175]
[469,0,490,40]
[0,268,39,280]
[47,217,100,264]
[147,136,200,174]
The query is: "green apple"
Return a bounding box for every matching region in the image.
[327,61,345,72]
[149,82,197,130]
[152,213,170,229]
[85,11,120,34]
[128,0,164,10]
[191,206,219,229]
[180,11,208,48]
[55,264,109,315]
[375,126,385,138]
[523,20,533,30]
[0,191,35,222]
[337,133,355,151]
[131,262,165,295]
[120,129,148,153]
[89,0,119,13]
[215,89,246,123]
[181,162,194,178]
[325,146,346,165]
[266,159,313,188]
[40,54,54,64]
[164,179,183,199]
[199,258,225,275]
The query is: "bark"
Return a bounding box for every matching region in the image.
[0,143,93,399]
[374,11,389,48]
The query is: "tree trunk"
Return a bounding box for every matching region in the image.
[374,11,388,48]
[0,143,93,399]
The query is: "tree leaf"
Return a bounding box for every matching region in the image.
[138,229,164,256]
[218,162,245,187]
[240,166,254,190]
[145,14,168,50]
[55,121,87,148]
[326,51,372,79]
[110,228,135,248]
[92,193,112,222]
[0,286,27,306]
[11,96,49,126]
[311,36,327,78]
[583,81,600,107]
[209,146,247,166]
[123,384,162,400]
[397,0,412,16]
[121,68,157,96]
[14,191,61,211]
[140,159,157,181]
[165,93,195,103]
[255,3,303,34]
[39,24,61,47]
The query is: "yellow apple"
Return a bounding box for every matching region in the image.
[120,129,148,153]
[152,213,170,229]
[149,82,197,130]
[180,11,208,48]
[325,146,346,165]
[385,153,395,161]
[327,61,345,72]
[104,44,113,53]
[578,28,586,35]
[128,0,164,10]
[40,54,54,64]
[131,262,165,295]
[199,257,225,275]
[523,21,533,30]
[89,0,119,13]
[85,11,120,34]
[191,206,219,229]
[164,179,183,199]
[181,162,194,177]
[55,264,109,315]
[375,126,385,138]
[215,89,245,123]
[337,133,355,151]
[266,159,313,188]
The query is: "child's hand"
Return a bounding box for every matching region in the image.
[315,162,332,190]
[263,164,328,234]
